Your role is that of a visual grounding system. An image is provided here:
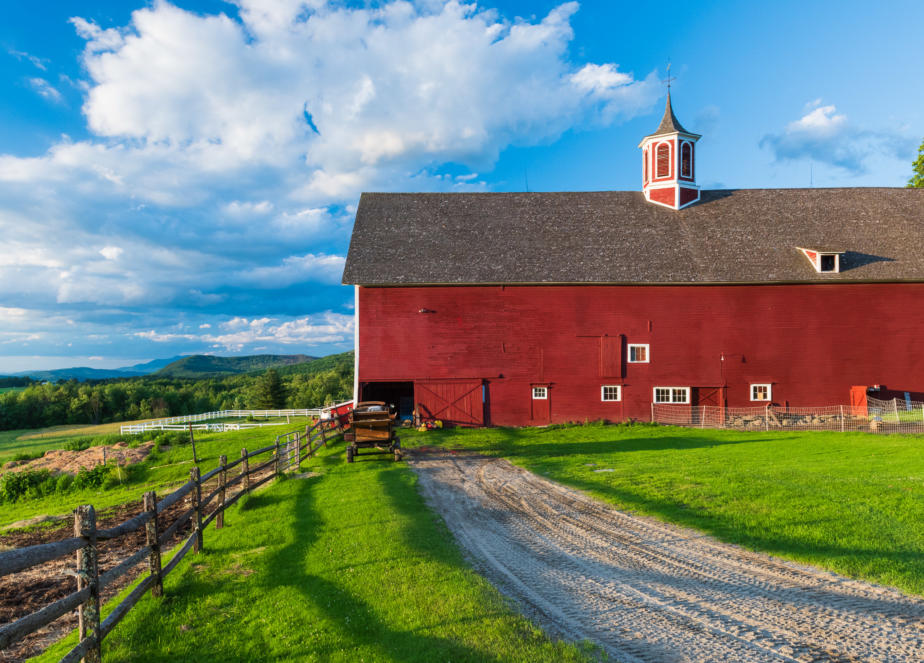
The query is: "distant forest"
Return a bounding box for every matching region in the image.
[0,352,353,431]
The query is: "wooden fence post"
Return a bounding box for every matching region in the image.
[188,423,199,464]
[143,491,163,597]
[241,448,250,493]
[295,433,300,467]
[74,505,101,663]
[217,455,227,529]
[840,405,846,433]
[319,423,328,448]
[190,467,203,553]
[274,439,281,476]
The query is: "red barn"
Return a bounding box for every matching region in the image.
[342,95,924,427]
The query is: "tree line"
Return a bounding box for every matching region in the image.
[0,353,353,431]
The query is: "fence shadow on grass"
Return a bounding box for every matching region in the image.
[254,473,510,663]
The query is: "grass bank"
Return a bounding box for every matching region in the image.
[34,443,594,662]
[402,423,924,596]
[0,421,313,527]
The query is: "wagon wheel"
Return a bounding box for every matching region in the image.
[346,446,354,463]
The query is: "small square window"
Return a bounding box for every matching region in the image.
[532,386,548,400]
[601,385,621,402]
[628,344,649,363]
[751,384,772,402]
[653,387,689,404]
[819,254,836,272]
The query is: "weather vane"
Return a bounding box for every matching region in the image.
[662,61,676,91]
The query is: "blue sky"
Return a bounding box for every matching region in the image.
[0,0,921,372]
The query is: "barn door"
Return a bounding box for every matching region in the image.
[692,386,723,427]
[692,387,721,406]
[530,384,550,424]
[415,380,484,426]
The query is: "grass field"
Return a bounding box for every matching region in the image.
[401,423,924,596]
[0,421,315,527]
[0,387,25,394]
[33,442,594,663]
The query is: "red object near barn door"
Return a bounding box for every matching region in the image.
[415,380,484,426]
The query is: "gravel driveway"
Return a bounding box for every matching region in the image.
[409,451,924,663]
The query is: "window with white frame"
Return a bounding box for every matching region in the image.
[656,142,671,178]
[601,385,621,402]
[628,344,649,363]
[532,386,548,400]
[653,387,690,404]
[751,384,772,402]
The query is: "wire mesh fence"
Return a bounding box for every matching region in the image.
[652,397,924,434]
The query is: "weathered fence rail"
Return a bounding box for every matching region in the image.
[0,416,346,662]
[651,396,924,434]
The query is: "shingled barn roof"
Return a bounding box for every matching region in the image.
[342,188,924,286]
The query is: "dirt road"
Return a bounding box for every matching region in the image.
[409,451,924,663]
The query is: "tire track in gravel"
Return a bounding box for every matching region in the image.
[408,451,924,663]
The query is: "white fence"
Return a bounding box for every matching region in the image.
[652,396,924,435]
[120,408,322,435]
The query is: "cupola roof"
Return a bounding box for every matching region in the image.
[642,92,701,141]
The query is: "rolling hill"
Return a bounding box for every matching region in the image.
[154,354,317,378]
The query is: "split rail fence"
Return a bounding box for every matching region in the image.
[651,396,924,434]
[0,416,347,662]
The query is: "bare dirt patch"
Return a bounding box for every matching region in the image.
[4,442,153,475]
[0,495,200,663]
[409,450,924,663]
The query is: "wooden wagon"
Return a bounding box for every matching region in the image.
[345,401,402,462]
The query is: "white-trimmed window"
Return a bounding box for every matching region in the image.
[628,344,649,363]
[601,385,622,402]
[653,387,690,404]
[656,142,671,178]
[751,384,772,402]
[532,386,548,400]
[798,248,842,273]
[681,141,693,178]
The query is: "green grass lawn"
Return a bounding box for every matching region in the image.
[33,443,594,663]
[0,387,25,394]
[0,420,316,527]
[401,423,924,596]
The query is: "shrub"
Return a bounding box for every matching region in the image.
[55,473,74,494]
[0,469,56,504]
[72,464,111,491]
[10,450,45,463]
[63,438,91,452]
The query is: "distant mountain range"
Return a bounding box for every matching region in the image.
[6,354,317,381]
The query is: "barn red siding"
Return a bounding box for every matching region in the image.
[357,284,924,426]
[679,187,699,206]
[649,187,675,206]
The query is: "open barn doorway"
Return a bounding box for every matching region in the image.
[360,381,414,423]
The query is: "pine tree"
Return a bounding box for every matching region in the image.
[909,138,924,188]
[253,369,287,409]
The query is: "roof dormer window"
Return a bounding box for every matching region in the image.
[798,248,843,274]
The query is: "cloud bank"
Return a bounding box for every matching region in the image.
[0,0,660,367]
[761,101,914,175]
